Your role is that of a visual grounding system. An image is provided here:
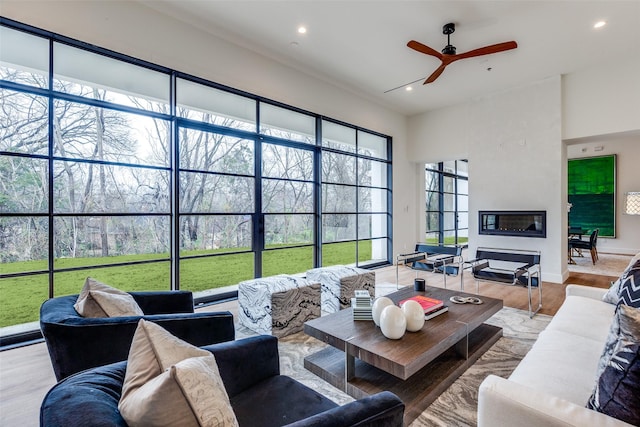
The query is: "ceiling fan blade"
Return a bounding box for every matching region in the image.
[456,41,518,60]
[424,63,447,84]
[407,40,443,60]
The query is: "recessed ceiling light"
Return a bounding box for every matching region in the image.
[405,86,413,92]
[594,21,606,29]
[298,26,307,34]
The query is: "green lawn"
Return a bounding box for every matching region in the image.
[0,241,372,327]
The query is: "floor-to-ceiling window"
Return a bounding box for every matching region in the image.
[425,160,468,245]
[0,20,392,339]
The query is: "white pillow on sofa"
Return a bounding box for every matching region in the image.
[74,277,144,318]
[118,319,238,427]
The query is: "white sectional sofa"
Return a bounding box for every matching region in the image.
[478,284,633,427]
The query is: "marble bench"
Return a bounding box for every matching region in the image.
[306,265,375,314]
[238,275,321,337]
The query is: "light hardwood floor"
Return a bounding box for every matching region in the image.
[0,265,615,426]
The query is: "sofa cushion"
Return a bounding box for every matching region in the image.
[230,375,337,427]
[545,294,615,342]
[603,253,640,304]
[618,259,640,307]
[74,277,143,318]
[508,329,604,405]
[119,319,238,427]
[588,343,640,425]
[595,304,640,381]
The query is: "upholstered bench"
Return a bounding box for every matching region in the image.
[238,275,321,337]
[306,265,375,314]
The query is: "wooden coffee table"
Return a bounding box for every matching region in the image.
[303,285,503,424]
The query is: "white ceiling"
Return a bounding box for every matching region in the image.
[141,1,640,116]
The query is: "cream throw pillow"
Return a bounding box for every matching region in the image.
[74,277,143,318]
[119,319,238,427]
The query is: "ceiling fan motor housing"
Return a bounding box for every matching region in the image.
[442,23,456,55]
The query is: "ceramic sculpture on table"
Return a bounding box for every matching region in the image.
[401,299,425,332]
[372,296,393,326]
[379,305,406,339]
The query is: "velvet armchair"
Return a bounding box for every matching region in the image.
[40,290,235,381]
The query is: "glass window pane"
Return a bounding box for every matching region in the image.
[180,172,254,213]
[263,180,313,213]
[425,232,439,245]
[262,246,313,276]
[0,274,48,327]
[358,187,387,212]
[53,42,170,111]
[426,192,439,211]
[0,156,48,213]
[457,212,469,229]
[179,215,251,254]
[444,193,455,211]
[180,129,253,175]
[443,230,456,244]
[457,194,469,211]
[364,238,388,265]
[358,130,387,160]
[262,144,313,180]
[260,103,315,144]
[358,158,387,187]
[457,178,469,195]
[358,213,387,239]
[322,214,356,242]
[0,216,48,265]
[425,170,439,192]
[55,100,169,167]
[0,27,48,88]
[181,253,254,292]
[177,78,256,131]
[443,176,455,193]
[264,214,313,247]
[443,161,456,174]
[457,228,469,244]
[0,90,49,155]
[444,212,456,229]
[322,152,356,184]
[322,241,355,267]
[54,263,170,295]
[322,120,355,152]
[425,163,438,171]
[53,161,170,213]
[457,160,469,177]
[426,212,439,232]
[322,184,356,213]
[53,216,170,259]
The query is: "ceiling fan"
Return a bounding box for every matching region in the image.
[407,23,517,84]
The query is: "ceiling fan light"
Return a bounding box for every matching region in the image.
[594,21,606,29]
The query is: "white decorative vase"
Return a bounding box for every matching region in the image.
[401,300,425,332]
[372,297,394,326]
[380,305,406,339]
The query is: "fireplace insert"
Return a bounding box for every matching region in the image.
[479,210,546,238]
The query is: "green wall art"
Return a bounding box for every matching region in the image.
[568,154,616,237]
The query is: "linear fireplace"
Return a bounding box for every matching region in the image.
[479,210,546,238]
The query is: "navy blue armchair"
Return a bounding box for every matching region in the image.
[40,335,404,427]
[40,291,235,381]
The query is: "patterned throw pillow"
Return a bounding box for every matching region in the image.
[74,277,143,318]
[618,259,640,307]
[604,254,640,305]
[591,304,640,404]
[119,320,238,427]
[587,343,640,425]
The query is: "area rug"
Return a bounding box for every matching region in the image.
[568,252,631,277]
[239,306,552,426]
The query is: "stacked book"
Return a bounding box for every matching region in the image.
[351,290,373,321]
[399,295,449,320]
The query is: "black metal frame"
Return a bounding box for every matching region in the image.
[0,17,393,345]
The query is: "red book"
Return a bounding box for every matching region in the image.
[399,295,444,314]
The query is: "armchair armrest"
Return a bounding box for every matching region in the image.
[204,335,280,398]
[478,375,632,427]
[284,391,404,427]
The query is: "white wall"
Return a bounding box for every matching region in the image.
[563,58,640,140]
[1,0,417,260]
[567,135,640,256]
[409,77,565,283]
